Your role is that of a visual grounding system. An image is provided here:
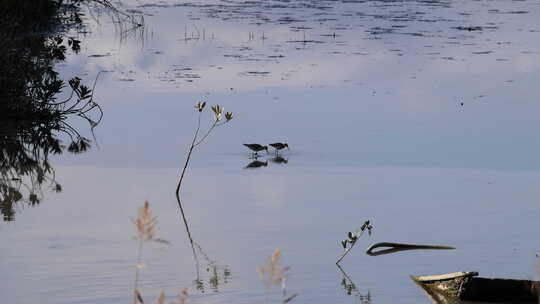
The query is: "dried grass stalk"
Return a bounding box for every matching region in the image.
[259,248,288,287]
[154,290,165,304]
[133,201,157,241]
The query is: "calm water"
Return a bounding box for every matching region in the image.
[2,0,540,303]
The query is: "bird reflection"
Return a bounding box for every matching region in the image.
[337,264,371,304]
[242,143,291,169]
[243,160,268,169]
[270,155,288,164]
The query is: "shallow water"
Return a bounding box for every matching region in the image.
[2,0,540,303]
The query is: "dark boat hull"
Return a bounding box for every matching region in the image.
[411,271,539,303]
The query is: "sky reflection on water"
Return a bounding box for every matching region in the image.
[2,0,540,303]
[58,0,540,170]
[2,164,540,303]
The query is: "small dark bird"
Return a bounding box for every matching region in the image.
[243,144,268,156]
[244,160,268,169]
[269,142,289,154]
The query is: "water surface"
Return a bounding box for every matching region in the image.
[2,0,540,303]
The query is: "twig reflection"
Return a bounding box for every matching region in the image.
[337,264,371,304]
[174,180,232,293]
[192,241,231,293]
[175,165,232,293]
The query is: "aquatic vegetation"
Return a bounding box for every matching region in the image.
[259,248,298,303]
[171,102,233,299]
[132,201,158,304]
[135,284,189,304]
[132,201,172,304]
[336,220,373,264]
[86,0,144,25]
[131,203,291,304]
[131,202,205,304]
[175,102,233,245]
[191,241,231,293]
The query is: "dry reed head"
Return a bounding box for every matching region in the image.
[174,288,189,304]
[133,201,157,241]
[155,290,165,304]
[259,248,289,287]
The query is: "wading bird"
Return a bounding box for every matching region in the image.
[243,144,268,157]
[269,142,289,154]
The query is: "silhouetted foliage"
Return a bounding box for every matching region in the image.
[0,0,102,221]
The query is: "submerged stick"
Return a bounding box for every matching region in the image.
[366,242,455,256]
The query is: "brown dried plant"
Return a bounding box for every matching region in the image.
[132,201,159,304]
[147,288,189,304]
[259,248,297,303]
[154,290,166,304]
[174,288,189,304]
[134,201,157,242]
[132,202,191,304]
[259,248,288,287]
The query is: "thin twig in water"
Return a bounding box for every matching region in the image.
[174,102,232,270]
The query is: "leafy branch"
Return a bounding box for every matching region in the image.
[336,220,373,264]
[174,102,233,249]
